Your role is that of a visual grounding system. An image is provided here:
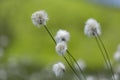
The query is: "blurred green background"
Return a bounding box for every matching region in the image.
[0,0,120,71]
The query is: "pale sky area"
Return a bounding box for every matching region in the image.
[88,0,120,7]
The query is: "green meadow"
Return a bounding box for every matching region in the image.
[1,0,120,70]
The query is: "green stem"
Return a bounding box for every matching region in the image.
[96,34,115,80]
[67,50,86,80]
[63,55,81,80]
[44,25,56,44]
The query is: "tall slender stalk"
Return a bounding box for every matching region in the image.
[67,50,86,80]
[94,32,115,80]
[94,36,108,67]
[44,25,56,44]
[96,34,115,80]
[63,55,81,80]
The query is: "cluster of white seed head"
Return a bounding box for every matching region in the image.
[31,10,105,79]
[55,29,70,56]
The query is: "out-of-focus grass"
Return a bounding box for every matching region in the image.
[0,0,120,70]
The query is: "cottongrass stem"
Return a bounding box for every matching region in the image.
[84,18,115,80]
[94,35,113,78]
[63,55,81,80]
[66,50,86,80]
[96,33,115,80]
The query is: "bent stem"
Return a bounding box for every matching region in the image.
[63,55,81,80]
[94,36,109,70]
[44,25,56,44]
[67,50,86,80]
[94,33,115,80]
[96,34,115,80]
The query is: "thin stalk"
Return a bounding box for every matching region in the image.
[94,36,114,80]
[44,25,56,44]
[67,50,86,80]
[94,36,108,69]
[96,34,115,80]
[63,55,81,80]
[67,51,74,66]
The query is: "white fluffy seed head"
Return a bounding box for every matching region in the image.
[31,10,49,27]
[56,42,67,56]
[55,29,70,43]
[52,62,65,77]
[114,51,120,62]
[84,18,101,37]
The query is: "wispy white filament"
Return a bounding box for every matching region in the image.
[52,62,65,77]
[31,10,49,27]
[55,29,70,43]
[56,42,67,56]
[84,18,101,37]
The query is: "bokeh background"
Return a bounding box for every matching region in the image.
[0,0,120,80]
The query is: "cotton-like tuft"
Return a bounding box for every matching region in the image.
[84,18,101,37]
[55,29,70,43]
[56,42,67,56]
[52,62,65,77]
[31,10,49,27]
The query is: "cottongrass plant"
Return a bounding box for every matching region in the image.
[31,10,86,80]
[55,31,81,79]
[84,18,115,80]
[55,29,86,80]
[31,10,117,80]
